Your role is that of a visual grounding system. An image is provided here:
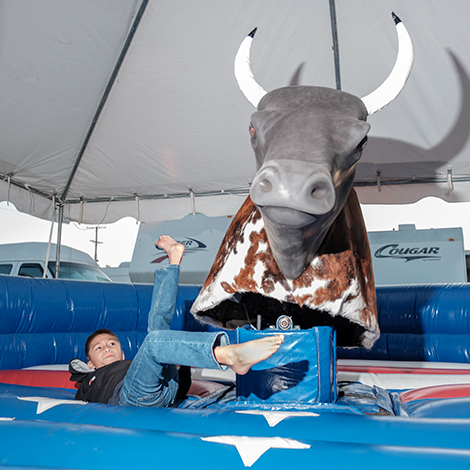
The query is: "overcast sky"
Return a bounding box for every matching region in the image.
[0,197,469,267]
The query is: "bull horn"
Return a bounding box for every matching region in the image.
[234,28,268,107]
[361,13,414,115]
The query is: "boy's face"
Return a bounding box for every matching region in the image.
[87,333,125,370]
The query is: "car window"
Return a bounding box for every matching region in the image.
[18,263,44,278]
[0,264,12,275]
[48,262,112,282]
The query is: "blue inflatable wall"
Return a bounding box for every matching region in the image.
[2,275,470,470]
[338,284,470,363]
[1,275,470,370]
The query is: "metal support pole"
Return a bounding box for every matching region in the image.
[329,0,342,90]
[55,203,64,279]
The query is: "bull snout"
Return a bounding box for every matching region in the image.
[250,160,335,216]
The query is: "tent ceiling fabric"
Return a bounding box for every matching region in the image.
[1,0,470,224]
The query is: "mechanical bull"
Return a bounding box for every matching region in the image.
[191,14,414,349]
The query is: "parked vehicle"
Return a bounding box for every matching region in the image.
[128,213,233,284]
[0,242,112,282]
[115,216,470,286]
[368,224,467,285]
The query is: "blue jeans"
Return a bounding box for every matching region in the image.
[119,265,228,407]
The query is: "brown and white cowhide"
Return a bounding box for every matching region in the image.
[191,188,378,349]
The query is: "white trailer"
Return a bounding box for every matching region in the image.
[368,224,467,285]
[119,218,468,287]
[128,213,233,284]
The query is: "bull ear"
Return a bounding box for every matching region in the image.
[234,28,268,107]
[361,13,414,115]
[334,120,371,165]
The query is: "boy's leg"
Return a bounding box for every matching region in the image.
[147,264,180,332]
[147,235,184,331]
[119,330,229,407]
[120,234,184,407]
[119,235,284,407]
[119,330,284,407]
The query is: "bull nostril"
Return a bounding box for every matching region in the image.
[258,178,272,193]
[311,183,328,200]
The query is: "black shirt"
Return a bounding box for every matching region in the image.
[69,358,191,405]
[72,359,131,404]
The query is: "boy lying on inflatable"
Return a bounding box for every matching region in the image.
[69,236,284,407]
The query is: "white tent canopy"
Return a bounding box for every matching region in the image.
[1,0,469,225]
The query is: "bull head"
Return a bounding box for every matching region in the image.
[235,13,414,280]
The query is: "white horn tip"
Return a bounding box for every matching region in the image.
[234,29,268,108]
[361,12,414,115]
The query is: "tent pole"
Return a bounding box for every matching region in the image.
[329,0,342,90]
[44,196,57,278]
[55,203,64,279]
[60,0,150,202]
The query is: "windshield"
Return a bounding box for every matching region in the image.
[48,261,112,282]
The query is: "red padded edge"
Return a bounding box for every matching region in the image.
[400,384,470,404]
[0,370,225,397]
[188,379,225,397]
[0,370,78,389]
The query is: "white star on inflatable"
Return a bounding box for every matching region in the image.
[0,417,15,421]
[18,396,87,414]
[201,435,310,467]
[235,410,319,427]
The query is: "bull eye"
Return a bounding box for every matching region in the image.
[356,136,368,152]
[249,125,256,138]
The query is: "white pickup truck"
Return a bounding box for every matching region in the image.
[0,242,112,282]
